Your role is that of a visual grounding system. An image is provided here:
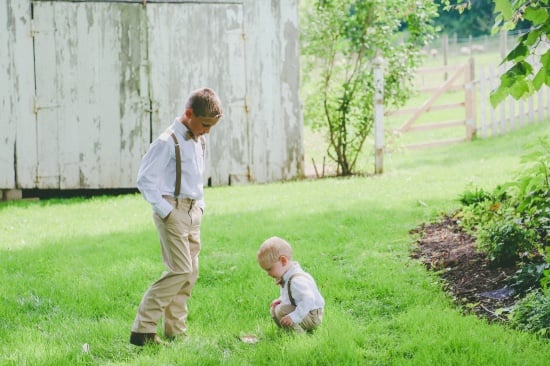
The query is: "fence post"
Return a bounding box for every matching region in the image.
[465,57,477,140]
[373,55,384,175]
[442,34,449,80]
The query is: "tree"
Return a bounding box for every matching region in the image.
[434,0,495,37]
[444,1,550,106]
[301,0,438,176]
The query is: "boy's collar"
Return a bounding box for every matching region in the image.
[278,262,299,286]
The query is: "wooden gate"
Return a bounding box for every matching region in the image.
[390,59,477,149]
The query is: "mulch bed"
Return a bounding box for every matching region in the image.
[409,214,519,322]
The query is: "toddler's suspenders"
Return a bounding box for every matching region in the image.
[287,273,309,307]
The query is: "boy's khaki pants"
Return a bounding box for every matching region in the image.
[271,303,323,332]
[132,197,201,337]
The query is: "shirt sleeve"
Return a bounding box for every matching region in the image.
[288,277,317,324]
[136,139,174,218]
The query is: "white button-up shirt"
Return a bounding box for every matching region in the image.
[136,118,206,218]
[280,262,325,324]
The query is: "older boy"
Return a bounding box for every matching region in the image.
[257,236,325,333]
[130,87,223,346]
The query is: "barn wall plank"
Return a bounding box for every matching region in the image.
[1,0,35,189]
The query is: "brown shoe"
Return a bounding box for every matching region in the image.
[130,332,164,346]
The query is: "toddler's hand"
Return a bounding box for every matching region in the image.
[280,315,294,327]
[270,299,281,308]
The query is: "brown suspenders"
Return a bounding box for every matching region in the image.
[287,273,310,307]
[169,131,205,198]
[170,133,181,197]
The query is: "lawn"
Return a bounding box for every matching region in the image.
[1,122,549,365]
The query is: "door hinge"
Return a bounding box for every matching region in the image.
[33,97,60,114]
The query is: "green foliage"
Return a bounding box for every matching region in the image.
[510,263,550,294]
[504,136,550,246]
[476,216,539,266]
[491,0,550,106]
[458,135,550,266]
[454,133,550,337]
[435,0,496,37]
[442,0,550,107]
[301,0,438,175]
[458,186,493,206]
[509,289,550,338]
[456,186,506,234]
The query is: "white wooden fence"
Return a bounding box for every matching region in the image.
[477,65,550,138]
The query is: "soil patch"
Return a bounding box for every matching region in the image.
[409,214,518,322]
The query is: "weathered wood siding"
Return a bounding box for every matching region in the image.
[1,0,303,189]
[1,0,35,188]
[147,2,249,186]
[32,1,150,188]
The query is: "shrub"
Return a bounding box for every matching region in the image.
[458,187,492,206]
[509,262,550,295]
[476,217,538,266]
[509,289,550,338]
[458,135,549,267]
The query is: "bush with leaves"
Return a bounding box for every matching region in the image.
[476,215,539,266]
[509,288,550,338]
[456,136,550,336]
[457,186,503,233]
[457,135,549,267]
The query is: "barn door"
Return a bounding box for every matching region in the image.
[32,1,150,189]
[147,2,249,186]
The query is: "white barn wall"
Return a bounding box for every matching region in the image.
[1,1,35,188]
[1,0,303,190]
[147,2,249,186]
[244,0,303,183]
[32,2,150,188]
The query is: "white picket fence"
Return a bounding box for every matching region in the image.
[477,65,550,139]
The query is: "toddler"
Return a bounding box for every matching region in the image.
[257,236,325,333]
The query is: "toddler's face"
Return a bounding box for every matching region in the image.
[261,257,286,282]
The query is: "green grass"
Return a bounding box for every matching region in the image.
[1,122,549,365]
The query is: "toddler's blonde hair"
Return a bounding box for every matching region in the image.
[257,236,293,268]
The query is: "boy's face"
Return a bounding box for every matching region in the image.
[186,109,221,139]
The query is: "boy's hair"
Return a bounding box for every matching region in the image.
[185,87,223,118]
[257,236,293,268]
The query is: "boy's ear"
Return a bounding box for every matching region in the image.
[280,255,288,265]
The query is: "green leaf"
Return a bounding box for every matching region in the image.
[494,0,514,20]
[490,86,509,107]
[504,43,529,63]
[508,60,534,78]
[523,7,549,26]
[541,49,550,68]
[533,67,546,90]
[509,79,530,99]
[524,28,543,47]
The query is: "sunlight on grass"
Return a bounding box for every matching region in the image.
[1,123,549,365]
